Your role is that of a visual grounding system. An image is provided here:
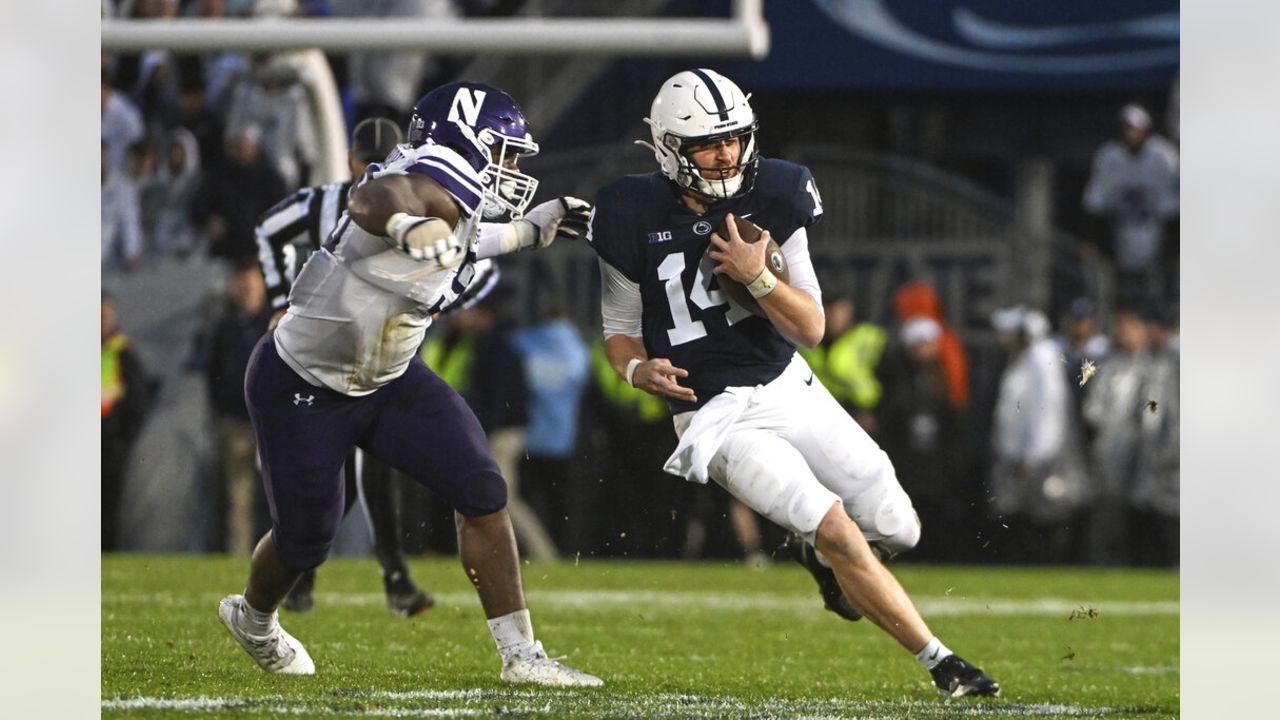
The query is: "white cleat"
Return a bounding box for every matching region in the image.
[499,641,603,687]
[218,594,315,675]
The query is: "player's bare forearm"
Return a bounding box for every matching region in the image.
[758,284,824,348]
[348,174,461,236]
[605,334,696,403]
[604,334,648,378]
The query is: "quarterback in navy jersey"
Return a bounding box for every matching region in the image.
[590,69,999,698]
[218,82,600,687]
[590,156,823,413]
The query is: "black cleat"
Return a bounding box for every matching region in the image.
[930,655,1001,697]
[783,533,862,621]
[282,569,316,613]
[386,584,435,617]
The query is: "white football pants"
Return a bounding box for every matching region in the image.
[673,353,920,551]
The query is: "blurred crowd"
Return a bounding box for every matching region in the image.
[101,1,1178,567]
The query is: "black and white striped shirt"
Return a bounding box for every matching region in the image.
[254,181,353,310]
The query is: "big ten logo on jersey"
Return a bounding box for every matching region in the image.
[647,230,674,244]
[448,88,487,127]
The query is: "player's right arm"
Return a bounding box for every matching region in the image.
[348,173,464,264]
[599,258,696,404]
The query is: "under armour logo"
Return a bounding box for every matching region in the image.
[293,393,315,406]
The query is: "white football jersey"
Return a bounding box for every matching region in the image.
[274,143,487,396]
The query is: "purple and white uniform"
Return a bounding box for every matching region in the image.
[274,143,488,396]
[245,141,506,572]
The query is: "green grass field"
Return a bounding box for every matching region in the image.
[102,555,1178,718]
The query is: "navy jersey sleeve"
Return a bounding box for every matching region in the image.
[755,159,824,247]
[790,164,824,232]
[587,178,644,283]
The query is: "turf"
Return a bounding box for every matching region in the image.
[102,555,1178,718]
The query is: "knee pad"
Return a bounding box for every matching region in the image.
[871,490,921,555]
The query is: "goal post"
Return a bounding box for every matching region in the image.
[101,1,769,58]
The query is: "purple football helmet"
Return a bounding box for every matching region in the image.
[407,81,540,220]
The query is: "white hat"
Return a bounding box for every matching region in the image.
[990,305,1026,333]
[1120,103,1152,130]
[901,316,941,345]
[991,305,1049,340]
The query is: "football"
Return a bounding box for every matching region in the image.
[712,214,788,316]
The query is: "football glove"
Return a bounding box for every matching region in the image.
[386,213,465,268]
[522,196,592,249]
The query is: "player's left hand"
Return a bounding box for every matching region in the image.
[708,213,768,282]
[523,196,593,248]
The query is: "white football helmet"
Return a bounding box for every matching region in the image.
[640,69,759,200]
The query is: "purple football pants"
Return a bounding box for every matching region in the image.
[244,332,506,571]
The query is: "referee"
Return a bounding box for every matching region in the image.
[253,117,434,616]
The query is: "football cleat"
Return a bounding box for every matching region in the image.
[929,654,1000,697]
[783,533,862,621]
[386,586,435,618]
[218,594,315,675]
[499,641,603,687]
[282,570,316,613]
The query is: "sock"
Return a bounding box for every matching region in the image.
[487,609,536,662]
[240,597,277,636]
[914,636,953,670]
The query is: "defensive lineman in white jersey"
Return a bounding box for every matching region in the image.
[219,81,601,687]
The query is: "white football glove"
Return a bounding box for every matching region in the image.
[385,213,465,268]
[521,196,593,249]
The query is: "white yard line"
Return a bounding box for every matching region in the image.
[102,589,1178,616]
[102,690,1141,717]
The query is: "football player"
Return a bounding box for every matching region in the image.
[589,69,998,697]
[254,116,438,618]
[219,81,601,687]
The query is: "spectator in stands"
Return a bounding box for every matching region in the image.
[102,143,144,272]
[102,66,145,177]
[132,46,183,130]
[797,295,887,435]
[203,260,274,555]
[175,58,228,173]
[511,296,590,553]
[878,317,966,561]
[336,0,461,121]
[989,305,1092,564]
[129,138,167,260]
[1131,303,1178,567]
[892,282,969,411]
[419,292,557,562]
[150,127,205,258]
[1081,305,1156,565]
[1052,297,1112,423]
[1083,103,1179,306]
[224,55,321,189]
[193,123,287,262]
[102,293,152,550]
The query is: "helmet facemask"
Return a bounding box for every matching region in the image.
[463,126,540,221]
[662,122,759,201]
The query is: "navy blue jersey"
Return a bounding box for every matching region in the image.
[589,157,824,413]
